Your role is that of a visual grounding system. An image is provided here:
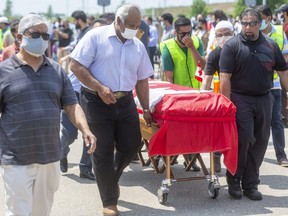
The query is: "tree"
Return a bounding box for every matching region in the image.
[47,5,53,19]
[191,0,207,17]
[234,0,287,17]
[3,0,12,18]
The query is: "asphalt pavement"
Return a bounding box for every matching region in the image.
[0,130,288,216]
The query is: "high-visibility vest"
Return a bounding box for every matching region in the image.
[0,29,3,53]
[160,36,201,88]
[271,25,284,50]
[270,25,284,82]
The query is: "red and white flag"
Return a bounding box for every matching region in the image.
[195,62,203,82]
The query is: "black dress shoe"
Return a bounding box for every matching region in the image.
[243,188,262,200]
[80,171,96,181]
[227,178,242,199]
[60,157,68,173]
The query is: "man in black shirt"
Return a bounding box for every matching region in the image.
[201,20,234,173]
[220,8,288,201]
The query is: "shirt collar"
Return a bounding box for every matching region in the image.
[11,54,53,69]
[239,31,265,44]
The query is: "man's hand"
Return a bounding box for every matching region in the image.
[181,35,195,49]
[82,131,97,154]
[98,86,117,105]
[143,110,153,127]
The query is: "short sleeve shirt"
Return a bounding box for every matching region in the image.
[70,24,154,91]
[0,55,78,165]
[219,32,288,96]
[205,47,221,75]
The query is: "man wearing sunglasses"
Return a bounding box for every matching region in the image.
[160,16,206,172]
[220,8,288,201]
[0,14,96,215]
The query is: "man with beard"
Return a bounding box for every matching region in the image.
[220,8,288,201]
[160,16,206,171]
[201,20,234,173]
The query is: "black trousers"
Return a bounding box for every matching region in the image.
[80,89,142,207]
[227,92,273,190]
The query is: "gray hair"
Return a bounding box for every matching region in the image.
[115,3,142,23]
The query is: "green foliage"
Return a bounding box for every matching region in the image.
[3,0,12,18]
[47,5,53,19]
[234,0,287,17]
[191,0,207,17]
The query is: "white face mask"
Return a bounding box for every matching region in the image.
[20,36,48,57]
[121,27,138,39]
[217,35,233,48]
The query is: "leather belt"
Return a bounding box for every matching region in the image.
[82,87,130,100]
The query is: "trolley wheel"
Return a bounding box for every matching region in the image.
[157,188,168,204]
[158,192,168,204]
[208,182,219,199]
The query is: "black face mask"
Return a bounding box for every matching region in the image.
[212,21,217,27]
[76,23,81,29]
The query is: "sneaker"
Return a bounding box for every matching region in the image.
[243,188,262,200]
[278,158,288,167]
[227,177,242,199]
[60,156,68,173]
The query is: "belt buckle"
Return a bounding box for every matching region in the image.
[113,92,126,100]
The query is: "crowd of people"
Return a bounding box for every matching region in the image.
[0,2,288,216]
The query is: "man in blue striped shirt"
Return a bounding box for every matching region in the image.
[0,14,96,216]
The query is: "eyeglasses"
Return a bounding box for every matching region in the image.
[177,31,192,36]
[26,31,50,41]
[241,21,259,27]
[215,32,233,38]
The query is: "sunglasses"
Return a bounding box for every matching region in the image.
[241,21,259,27]
[177,31,192,36]
[26,31,50,41]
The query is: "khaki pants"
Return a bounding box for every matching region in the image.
[1,162,60,216]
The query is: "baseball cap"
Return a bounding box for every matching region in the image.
[275,4,288,13]
[0,16,9,24]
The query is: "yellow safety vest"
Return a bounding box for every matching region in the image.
[0,29,3,52]
[270,25,284,81]
[271,25,284,50]
[160,36,201,88]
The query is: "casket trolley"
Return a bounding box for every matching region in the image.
[136,81,238,204]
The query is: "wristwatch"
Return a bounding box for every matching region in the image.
[143,109,151,113]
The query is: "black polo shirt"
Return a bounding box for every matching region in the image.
[219,32,288,96]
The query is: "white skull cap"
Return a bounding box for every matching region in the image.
[215,20,233,32]
[18,13,50,34]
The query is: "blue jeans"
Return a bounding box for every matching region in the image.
[271,89,287,161]
[60,92,92,173]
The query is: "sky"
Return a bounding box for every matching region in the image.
[0,0,236,17]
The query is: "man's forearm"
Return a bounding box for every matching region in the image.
[135,79,150,109]
[70,59,104,92]
[220,73,231,99]
[64,104,90,133]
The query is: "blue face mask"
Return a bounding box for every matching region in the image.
[20,36,48,57]
[260,20,268,31]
